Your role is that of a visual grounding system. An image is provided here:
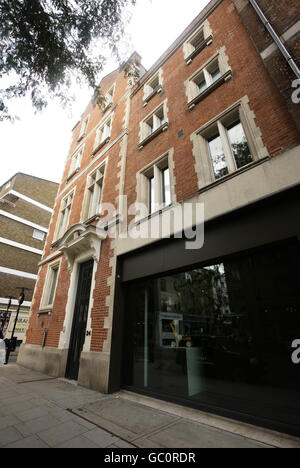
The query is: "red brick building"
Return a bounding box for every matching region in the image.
[18,0,300,436]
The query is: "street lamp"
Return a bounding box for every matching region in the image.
[1,296,14,335]
[5,287,31,364]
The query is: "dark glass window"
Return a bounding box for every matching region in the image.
[122,240,300,432]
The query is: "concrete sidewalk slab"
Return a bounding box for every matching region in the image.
[0,363,134,448]
[1,363,300,448]
[71,396,270,449]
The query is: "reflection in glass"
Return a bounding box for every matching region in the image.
[227,120,253,169]
[198,78,207,94]
[208,134,229,179]
[122,241,300,432]
[149,176,155,214]
[162,167,171,206]
[211,67,222,83]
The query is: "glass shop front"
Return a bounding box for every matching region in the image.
[121,239,300,435]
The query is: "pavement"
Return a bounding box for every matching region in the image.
[0,362,300,449]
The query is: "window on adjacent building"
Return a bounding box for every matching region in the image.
[84,165,105,220]
[207,119,253,180]
[33,229,45,241]
[57,192,74,239]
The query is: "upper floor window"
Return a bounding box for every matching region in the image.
[147,163,171,214]
[56,191,74,239]
[143,69,163,106]
[41,261,60,309]
[208,119,253,180]
[195,59,222,94]
[183,20,213,65]
[139,102,169,150]
[68,147,84,180]
[185,50,232,110]
[93,118,111,155]
[103,85,115,111]
[78,116,89,142]
[33,229,45,241]
[191,97,269,191]
[83,164,105,220]
[137,153,174,218]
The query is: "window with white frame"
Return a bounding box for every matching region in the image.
[194,58,222,94]
[143,71,163,105]
[146,107,165,135]
[69,147,83,178]
[104,86,114,110]
[142,158,172,215]
[56,191,74,239]
[139,103,169,149]
[42,262,60,308]
[33,229,45,241]
[183,20,213,64]
[192,98,269,191]
[203,114,254,180]
[190,28,205,51]
[78,116,89,141]
[94,118,111,152]
[84,165,105,220]
[185,52,232,109]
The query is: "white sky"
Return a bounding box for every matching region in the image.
[0,0,210,187]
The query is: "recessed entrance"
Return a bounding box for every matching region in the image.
[65,259,93,381]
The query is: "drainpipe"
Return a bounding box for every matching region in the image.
[249,0,300,79]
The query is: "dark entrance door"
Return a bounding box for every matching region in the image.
[65,260,93,380]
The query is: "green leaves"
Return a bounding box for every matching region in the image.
[0,0,136,120]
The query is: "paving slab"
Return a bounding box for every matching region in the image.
[136,419,267,449]
[0,364,127,449]
[71,396,272,449]
[1,364,300,449]
[73,397,179,442]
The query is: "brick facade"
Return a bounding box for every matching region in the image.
[232,0,300,130]
[19,0,299,400]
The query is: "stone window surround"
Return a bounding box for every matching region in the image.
[67,145,85,182]
[183,19,213,65]
[77,115,90,143]
[135,148,176,222]
[103,83,116,113]
[184,47,233,110]
[92,112,115,156]
[138,100,169,150]
[80,159,108,223]
[54,188,76,242]
[143,68,164,106]
[191,96,269,191]
[39,257,62,313]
